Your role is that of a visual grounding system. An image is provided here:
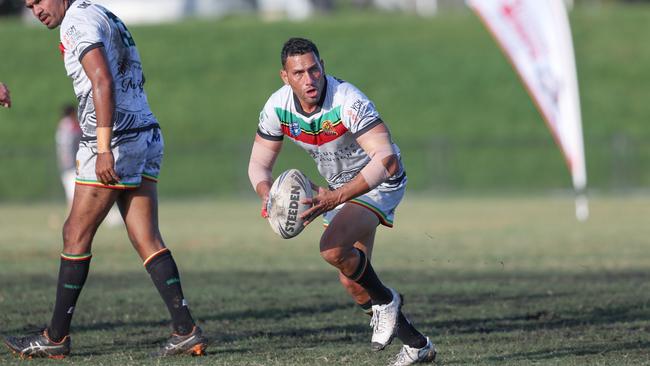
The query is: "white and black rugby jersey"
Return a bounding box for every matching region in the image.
[59,0,157,141]
[257,75,405,190]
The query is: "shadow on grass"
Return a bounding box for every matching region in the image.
[2,269,650,361]
[475,340,650,364]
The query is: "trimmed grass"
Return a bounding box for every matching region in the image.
[0,196,649,365]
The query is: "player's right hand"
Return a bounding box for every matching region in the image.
[96,151,120,185]
[300,186,341,226]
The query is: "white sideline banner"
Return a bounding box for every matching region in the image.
[467,0,588,220]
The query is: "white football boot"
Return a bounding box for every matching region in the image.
[370,287,402,351]
[390,337,437,366]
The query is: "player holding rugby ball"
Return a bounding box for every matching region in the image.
[248,37,436,365]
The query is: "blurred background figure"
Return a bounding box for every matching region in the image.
[0,82,10,108]
[56,104,121,226]
[55,104,81,207]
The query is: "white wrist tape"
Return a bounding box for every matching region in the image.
[360,143,395,189]
[248,141,277,190]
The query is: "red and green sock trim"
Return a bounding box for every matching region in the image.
[49,252,91,342]
[144,248,195,335]
[143,247,170,267]
[60,252,92,261]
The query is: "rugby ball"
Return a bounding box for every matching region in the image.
[267,169,313,239]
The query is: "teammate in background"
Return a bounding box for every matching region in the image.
[248,37,436,365]
[0,82,11,108]
[56,104,121,226]
[5,0,207,358]
[56,104,82,207]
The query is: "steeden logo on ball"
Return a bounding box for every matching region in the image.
[267,169,312,239]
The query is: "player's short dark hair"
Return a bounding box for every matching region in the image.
[281,37,320,68]
[62,103,76,117]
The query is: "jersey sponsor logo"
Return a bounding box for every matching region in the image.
[321,120,338,136]
[309,143,358,164]
[329,168,362,187]
[290,121,302,137]
[120,76,145,93]
[347,99,368,124]
[62,25,85,49]
[351,99,364,112]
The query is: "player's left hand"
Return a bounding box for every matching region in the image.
[96,151,120,185]
[261,193,270,218]
[300,186,343,226]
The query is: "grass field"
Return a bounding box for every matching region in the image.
[1,196,649,365]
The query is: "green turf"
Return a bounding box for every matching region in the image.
[0,196,649,365]
[1,4,650,199]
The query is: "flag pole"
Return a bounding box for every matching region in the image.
[575,190,589,222]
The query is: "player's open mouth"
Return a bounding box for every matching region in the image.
[305,88,317,98]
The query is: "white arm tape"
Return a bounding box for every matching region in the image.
[248,141,277,191]
[360,143,395,190]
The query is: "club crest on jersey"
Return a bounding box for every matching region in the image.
[290,121,302,137]
[322,120,338,136]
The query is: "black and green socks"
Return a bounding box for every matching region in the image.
[48,253,92,342]
[359,300,373,316]
[346,248,393,305]
[396,312,428,348]
[144,248,195,335]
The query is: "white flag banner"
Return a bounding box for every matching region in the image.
[467,0,588,220]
